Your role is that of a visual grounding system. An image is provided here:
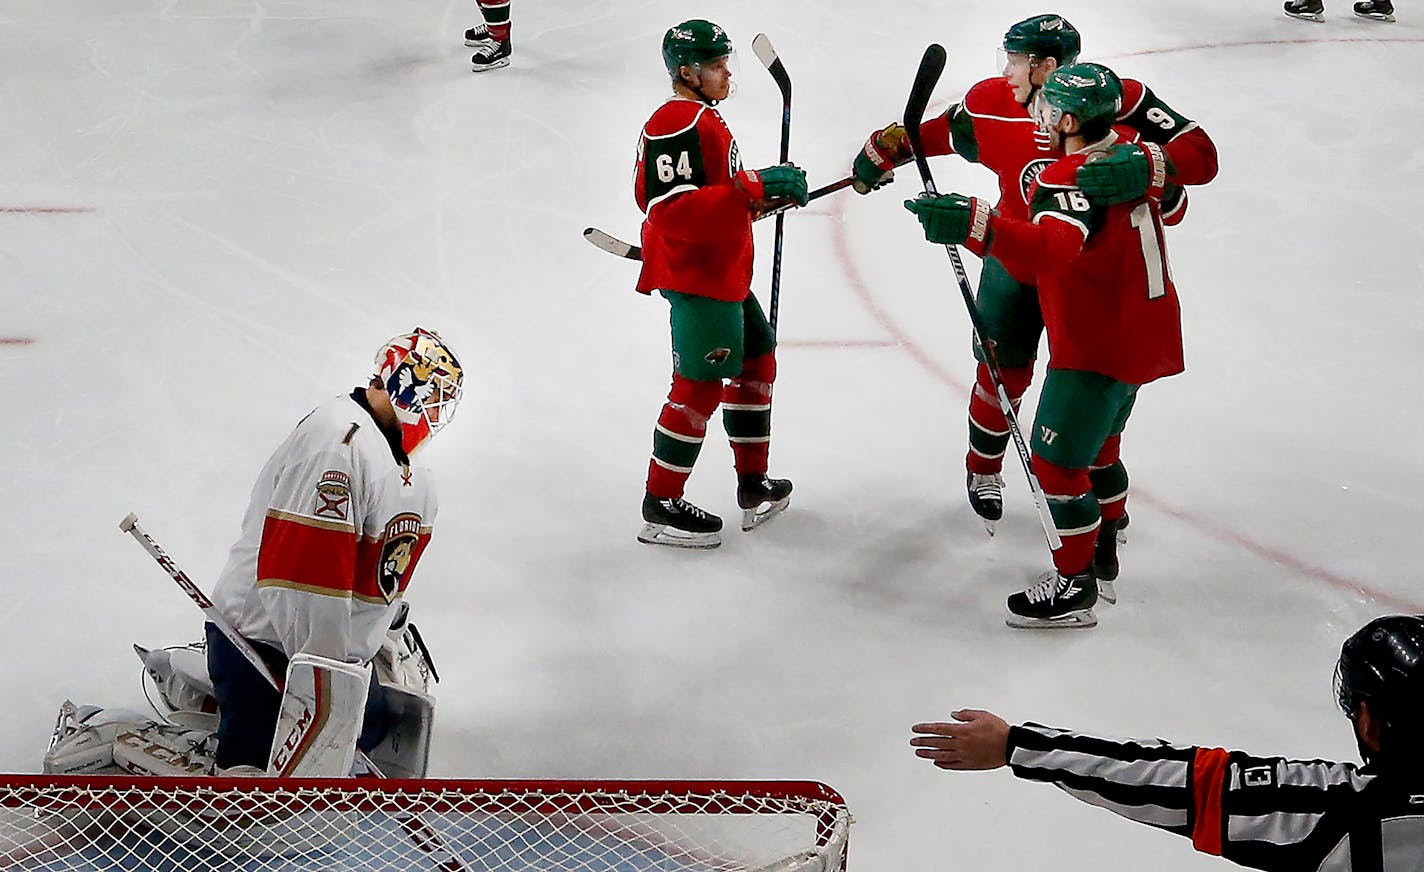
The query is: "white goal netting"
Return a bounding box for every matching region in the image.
[0,775,851,872]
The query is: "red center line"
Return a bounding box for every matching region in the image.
[826,34,1423,612]
[0,207,95,214]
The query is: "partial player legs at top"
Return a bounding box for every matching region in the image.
[466,0,512,71]
[1283,0,1326,20]
[1354,0,1396,20]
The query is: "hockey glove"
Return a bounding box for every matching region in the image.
[1076,143,1173,206]
[903,193,992,254]
[852,123,913,194]
[737,164,809,207]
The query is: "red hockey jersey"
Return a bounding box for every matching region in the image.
[986,138,1185,386]
[633,98,754,303]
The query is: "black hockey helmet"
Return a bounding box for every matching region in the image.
[1335,615,1424,754]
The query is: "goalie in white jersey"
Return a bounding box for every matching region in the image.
[206,327,464,772]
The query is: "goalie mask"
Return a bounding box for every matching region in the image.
[373,328,464,455]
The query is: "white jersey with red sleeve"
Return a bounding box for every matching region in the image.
[211,393,436,664]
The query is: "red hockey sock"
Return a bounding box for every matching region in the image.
[476,0,511,41]
[646,375,722,499]
[1033,455,1098,576]
[965,362,1033,475]
[724,354,775,475]
[1089,435,1128,523]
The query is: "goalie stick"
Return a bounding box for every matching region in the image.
[752,32,791,332]
[583,177,854,262]
[901,45,1062,553]
[118,512,472,872]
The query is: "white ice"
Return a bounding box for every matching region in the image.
[3,1,1423,870]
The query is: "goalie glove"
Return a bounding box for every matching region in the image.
[852,123,912,194]
[903,193,993,255]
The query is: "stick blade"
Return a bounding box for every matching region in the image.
[583,227,641,261]
[904,44,947,189]
[751,33,778,69]
[751,33,790,95]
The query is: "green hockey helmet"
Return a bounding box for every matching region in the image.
[1037,62,1122,129]
[662,20,733,74]
[1002,14,1081,65]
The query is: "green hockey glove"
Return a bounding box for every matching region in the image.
[738,164,809,206]
[903,193,992,254]
[1076,143,1156,205]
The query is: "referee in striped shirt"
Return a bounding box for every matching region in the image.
[911,615,1424,870]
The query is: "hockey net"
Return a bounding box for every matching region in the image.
[0,775,850,872]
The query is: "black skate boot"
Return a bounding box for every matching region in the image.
[737,474,792,532]
[470,32,512,71]
[1093,518,1123,605]
[1006,569,1099,630]
[639,494,723,549]
[1284,0,1325,20]
[1354,0,1395,20]
[464,24,488,45]
[966,472,1005,535]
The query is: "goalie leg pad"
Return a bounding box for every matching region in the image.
[268,653,370,777]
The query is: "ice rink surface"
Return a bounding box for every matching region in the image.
[3,0,1423,869]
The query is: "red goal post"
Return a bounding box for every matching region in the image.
[0,774,851,872]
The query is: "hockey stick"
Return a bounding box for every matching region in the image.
[119,513,284,689]
[902,45,1062,552]
[118,513,472,872]
[583,177,854,262]
[752,32,791,332]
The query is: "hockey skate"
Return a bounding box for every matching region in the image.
[469,32,512,71]
[1354,0,1395,20]
[638,493,723,549]
[1093,518,1123,605]
[966,472,1004,535]
[464,24,488,45]
[1005,569,1098,630]
[737,474,792,532]
[1284,0,1325,20]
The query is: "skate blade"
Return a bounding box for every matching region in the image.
[637,523,721,549]
[983,517,998,537]
[1284,10,1325,19]
[472,58,511,72]
[1356,11,1395,19]
[1097,578,1117,606]
[1005,608,1098,630]
[741,497,790,532]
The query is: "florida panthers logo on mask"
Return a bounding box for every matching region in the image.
[377,512,424,603]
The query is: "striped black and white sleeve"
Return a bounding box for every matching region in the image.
[1006,723,1381,870]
